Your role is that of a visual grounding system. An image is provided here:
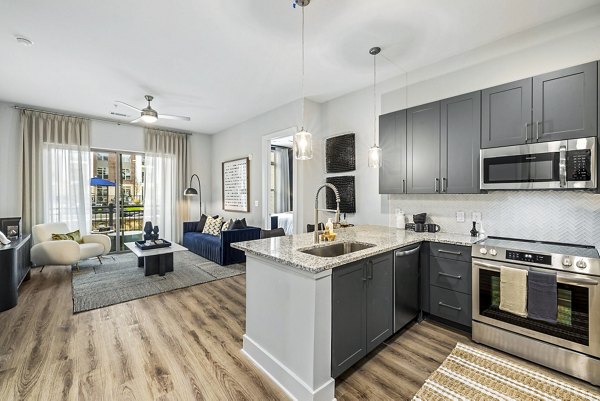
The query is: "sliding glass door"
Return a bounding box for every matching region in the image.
[90,150,145,252]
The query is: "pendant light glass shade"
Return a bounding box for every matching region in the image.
[294,129,313,160]
[368,145,382,168]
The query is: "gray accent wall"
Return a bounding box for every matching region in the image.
[389,191,600,246]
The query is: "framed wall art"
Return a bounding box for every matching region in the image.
[326,133,355,173]
[222,157,250,212]
[326,176,356,214]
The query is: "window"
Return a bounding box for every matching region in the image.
[96,153,108,161]
[96,167,109,179]
[122,168,131,180]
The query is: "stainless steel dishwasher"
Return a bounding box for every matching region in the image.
[394,244,421,333]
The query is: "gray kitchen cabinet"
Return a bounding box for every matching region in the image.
[366,253,394,353]
[331,261,367,378]
[429,244,472,328]
[331,252,394,377]
[481,78,532,148]
[407,101,441,193]
[440,92,481,193]
[419,242,430,314]
[533,62,598,143]
[379,110,407,194]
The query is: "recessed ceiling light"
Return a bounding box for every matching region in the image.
[15,36,34,46]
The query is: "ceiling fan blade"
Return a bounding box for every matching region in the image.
[158,114,191,121]
[115,101,142,112]
[130,117,143,124]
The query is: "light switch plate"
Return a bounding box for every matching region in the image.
[456,211,465,222]
[472,212,482,223]
[254,200,259,207]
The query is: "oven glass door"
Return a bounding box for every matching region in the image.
[483,152,559,184]
[478,268,589,346]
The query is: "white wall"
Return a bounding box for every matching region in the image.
[90,120,145,153]
[0,103,21,217]
[187,132,213,221]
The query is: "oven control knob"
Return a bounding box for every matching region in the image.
[489,249,497,256]
[562,257,572,267]
[576,259,587,269]
[479,248,488,255]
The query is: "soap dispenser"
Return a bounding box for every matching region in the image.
[325,218,334,234]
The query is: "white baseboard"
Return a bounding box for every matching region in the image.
[242,334,336,401]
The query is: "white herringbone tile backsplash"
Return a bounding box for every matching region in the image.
[389,191,600,246]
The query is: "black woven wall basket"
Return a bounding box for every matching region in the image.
[326,133,355,173]
[326,176,356,214]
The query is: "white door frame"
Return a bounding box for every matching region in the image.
[262,127,301,234]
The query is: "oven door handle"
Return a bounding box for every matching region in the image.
[473,261,599,286]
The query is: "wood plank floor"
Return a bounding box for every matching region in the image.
[1,266,598,400]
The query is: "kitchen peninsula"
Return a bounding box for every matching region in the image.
[233,225,481,401]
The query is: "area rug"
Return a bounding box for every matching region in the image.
[72,251,245,313]
[413,343,599,401]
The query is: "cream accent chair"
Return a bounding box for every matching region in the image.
[31,223,111,271]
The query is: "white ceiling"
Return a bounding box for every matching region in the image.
[1,0,599,134]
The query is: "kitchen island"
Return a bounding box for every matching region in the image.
[233,225,480,401]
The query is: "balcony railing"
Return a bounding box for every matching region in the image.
[91,204,144,232]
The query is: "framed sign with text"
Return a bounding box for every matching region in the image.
[222,157,250,212]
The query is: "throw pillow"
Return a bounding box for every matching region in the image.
[231,219,246,230]
[51,230,82,243]
[202,216,224,236]
[222,219,234,231]
[240,218,247,228]
[196,214,218,232]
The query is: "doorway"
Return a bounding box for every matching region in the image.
[90,150,145,252]
[262,127,300,234]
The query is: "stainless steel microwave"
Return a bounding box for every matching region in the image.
[480,137,597,190]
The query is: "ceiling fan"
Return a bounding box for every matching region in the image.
[114,95,191,124]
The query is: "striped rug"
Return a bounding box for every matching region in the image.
[413,343,600,401]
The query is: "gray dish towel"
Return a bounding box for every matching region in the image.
[527,269,558,324]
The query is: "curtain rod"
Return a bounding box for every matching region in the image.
[13,105,193,136]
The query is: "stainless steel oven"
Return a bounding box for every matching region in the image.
[480,137,596,190]
[472,237,600,385]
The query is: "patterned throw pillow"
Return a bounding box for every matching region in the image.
[202,216,224,236]
[51,230,83,243]
[222,219,233,232]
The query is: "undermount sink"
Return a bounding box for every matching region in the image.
[299,241,376,258]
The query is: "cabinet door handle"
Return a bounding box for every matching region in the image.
[437,249,462,256]
[362,265,367,281]
[442,178,447,193]
[434,178,439,193]
[402,179,406,194]
[367,261,373,280]
[438,272,462,280]
[535,121,541,141]
[438,301,462,311]
[524,123,530,142]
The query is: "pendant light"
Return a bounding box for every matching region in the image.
[368,46,382,168]
[293,0,313,160]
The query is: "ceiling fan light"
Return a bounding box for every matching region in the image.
[140,114,158,123]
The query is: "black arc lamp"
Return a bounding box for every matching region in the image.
[184,174,202,215]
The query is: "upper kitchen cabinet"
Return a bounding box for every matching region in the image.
[407,102,441,194]
[481,78,532,148]
[533,62,598,143]
[440,92,481,194]
[379,110,407,194]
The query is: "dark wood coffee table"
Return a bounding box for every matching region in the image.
[124,242,187,276]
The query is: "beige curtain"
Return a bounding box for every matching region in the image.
[20,110,90,234]
[143,128,188,243]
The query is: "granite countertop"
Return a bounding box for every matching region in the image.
[232,225,484,273]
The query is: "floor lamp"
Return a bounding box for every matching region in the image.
[184,174,202,217]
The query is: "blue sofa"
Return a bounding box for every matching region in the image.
[182,221,261,265]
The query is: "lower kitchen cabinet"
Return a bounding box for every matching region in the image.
[331,252,393,378]
[429,244,472,328]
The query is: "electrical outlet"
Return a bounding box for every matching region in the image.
[254,200,259,207]
[472,212,482,223]
[456,211,465,222]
